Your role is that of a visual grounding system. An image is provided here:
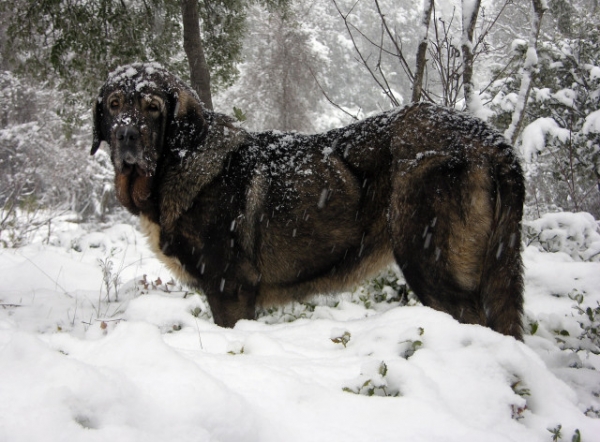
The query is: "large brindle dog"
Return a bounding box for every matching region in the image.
[92,63,525,339]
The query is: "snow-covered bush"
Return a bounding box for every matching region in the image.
[0,71,117,244]
[488,18,600,217]
[523,212,600,262]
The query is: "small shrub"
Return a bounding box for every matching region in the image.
[399,327,424,359]
[547,425,582,442]
[548,425,563,441]
[343,361,400,397]
[331,330,351,348]
[97,248,123,302]
[524,212,600,262]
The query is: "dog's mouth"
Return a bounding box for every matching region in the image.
[115,160,154,213]
[120,161,149,178]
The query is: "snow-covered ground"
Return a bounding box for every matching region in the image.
[1,212,599,442]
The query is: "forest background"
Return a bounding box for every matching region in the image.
[1,2,600,439]
[0,0,598,239]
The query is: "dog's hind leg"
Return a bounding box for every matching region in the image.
[389,151,524,339]
[477,158,525,339]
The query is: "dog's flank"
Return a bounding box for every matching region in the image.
[92,63,525,339]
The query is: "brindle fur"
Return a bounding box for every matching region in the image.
[92,63,525,339]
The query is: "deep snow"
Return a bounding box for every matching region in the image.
[1,212,599,442]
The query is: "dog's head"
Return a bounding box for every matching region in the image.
[91,63,206,215]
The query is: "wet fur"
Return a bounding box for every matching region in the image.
[92,63,525,339]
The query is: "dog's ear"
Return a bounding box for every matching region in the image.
[167,86,207,150]
[90,93,104,155]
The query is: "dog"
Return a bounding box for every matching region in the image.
[92,63,525,339]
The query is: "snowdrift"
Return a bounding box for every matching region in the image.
[1,213,599,441]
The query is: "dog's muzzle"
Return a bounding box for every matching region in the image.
[114,124,149,175]
[116,124,139,161]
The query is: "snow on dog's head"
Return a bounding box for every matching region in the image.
[91,63,207,215]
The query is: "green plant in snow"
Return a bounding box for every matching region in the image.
[548,425,563,441]
[331,330,351,348]
[256,299,319,324]
[572,300,600,355]
[529,319,540,335]
[511,379,531,399]
[508,375,531,420]
[187,300,213,322]
[227,341,245,355]
[353,266,417,309]
[547,289,600,355]
[343,361,400,397]
[584,406,600,418]
[399,327,424,359]
[233,106,247,122]
[547,425,582,442]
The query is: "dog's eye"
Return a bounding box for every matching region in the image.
[148,102,160,112]
[109,99,120,109]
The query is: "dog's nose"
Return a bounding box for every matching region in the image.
[115,125,140,145]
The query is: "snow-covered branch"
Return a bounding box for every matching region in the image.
[504,0,548,144]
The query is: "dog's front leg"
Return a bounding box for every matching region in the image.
[205,282,257,328]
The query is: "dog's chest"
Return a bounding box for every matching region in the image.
[139,215,197,286]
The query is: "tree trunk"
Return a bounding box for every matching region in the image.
[461,0,481,111]
[181,0,213,110]
[412,0,434,103]
[504,0,547,144]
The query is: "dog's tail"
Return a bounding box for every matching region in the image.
[478,145,525,339]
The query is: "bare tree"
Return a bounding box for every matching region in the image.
[328,0,514,113]
[331,0,402,107]
[428,8,464,107]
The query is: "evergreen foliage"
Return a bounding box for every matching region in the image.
[0,0,261,96]
[1,0,184,95]
[221,3,323,132]
[199,0,247,90]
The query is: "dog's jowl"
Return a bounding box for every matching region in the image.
[92,63,525,339]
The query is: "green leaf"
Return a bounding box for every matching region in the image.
[233,106,247,122]
[378,361,388,377]
[530,321,539,335]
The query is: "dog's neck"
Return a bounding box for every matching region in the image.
[157,111,248,231]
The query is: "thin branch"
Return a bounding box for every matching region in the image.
[331,0,400,107]
[308,65,360,120]
[479,52,521,96]
[373,0,414,80]
[472,0,512,55]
